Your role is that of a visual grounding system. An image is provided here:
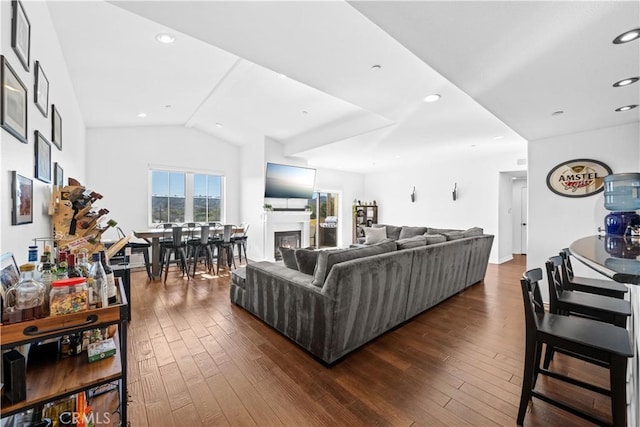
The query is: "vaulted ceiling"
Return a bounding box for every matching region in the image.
[48,1,639,173]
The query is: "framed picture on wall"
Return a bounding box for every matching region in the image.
[11,0,31,72]
[1,55,28,144]
[12,171,33,225]
[34,60,49,117]
[35,130,52,183]
[54,162,64,187]
[51,104,62,150]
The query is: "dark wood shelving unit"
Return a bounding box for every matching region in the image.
[1,280,128,424]
[353,204,378,243]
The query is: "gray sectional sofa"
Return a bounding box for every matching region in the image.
[230,225,494,364]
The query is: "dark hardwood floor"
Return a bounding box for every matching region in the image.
[104,255,611,426]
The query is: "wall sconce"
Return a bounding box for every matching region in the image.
[410,186,416,203]
[452,183,458,201]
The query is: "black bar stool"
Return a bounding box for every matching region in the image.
[518,268,632,427]
[559,248,628,299]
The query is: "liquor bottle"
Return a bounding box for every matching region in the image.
[43,245,52,264]
[40,262,54,316]
[56,251,69,279]
[88,252,108,309]
[100,250,117,305]
[67,254,83,278]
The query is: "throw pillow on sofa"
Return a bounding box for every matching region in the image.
[396,235,427,250]
[279,247,299,270]
[295,248,319,275]
[363,226,386,245]
[311,241,397,287]
[398,226,428,239]
[373,223,402,240]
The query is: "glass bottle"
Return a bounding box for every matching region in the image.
[28,245,39,264]
[61,335,71,358]
[67,254,83,278]
[76,250,90,277]
[100,250,117,305]
[88,253,108,309]
[6,264,45,322]
[40,262,54,316]
[56,251,69,280]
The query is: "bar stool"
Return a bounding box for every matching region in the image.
[234,224,249,263]
[518,268,632,427]
[559,248,628,299]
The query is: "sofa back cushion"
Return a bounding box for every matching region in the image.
[279,247,299,270]
[424,234,447,245]
[295,248,320,275]
[426,227,461,235]
[396,235,427,250]
[311,241,397,287]
[373,223,402,240]
[462,227,484,237]
[399,226,428,240]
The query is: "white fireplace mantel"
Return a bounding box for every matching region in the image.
[263,211,311,261]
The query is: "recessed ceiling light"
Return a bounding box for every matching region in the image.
[302,110,309,115]
[156,33,175,44]
[493,136,504,140]
[165,104,172,108]
[615,104,638,112]
[371,64,382,70]
[551,110,564,116]
[613,77,639,87]
[278,73,287,79]
[471,144,477,147]
[137,112,147,118]
[215,123,223,128]
[423,94,441,103]
[613,28,640,44]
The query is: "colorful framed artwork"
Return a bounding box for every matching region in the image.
[12,171,33,225]
[35,130,52,183]
[1,55,28,143]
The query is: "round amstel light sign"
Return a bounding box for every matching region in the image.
[546,159,612,198]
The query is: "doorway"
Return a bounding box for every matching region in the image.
[512,179,528,254]
[308,191,340,249]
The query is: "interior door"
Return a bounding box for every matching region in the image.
[520,186,528,254]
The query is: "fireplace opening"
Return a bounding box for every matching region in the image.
[274,231,302,260]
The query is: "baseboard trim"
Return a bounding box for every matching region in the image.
[496,255,514,264]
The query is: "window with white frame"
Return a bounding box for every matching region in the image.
[150,169,224,224]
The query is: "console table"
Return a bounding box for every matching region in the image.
[570,235,639,427]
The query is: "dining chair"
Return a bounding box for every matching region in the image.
[234,224,249,263]
[162,226,190,283]
[215,224,236,274]
[559,248,628,299]
[188,225,213,277]
[117,226,152,280]
[518,268,632,427]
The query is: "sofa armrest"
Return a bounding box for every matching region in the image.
[244,262,335,361]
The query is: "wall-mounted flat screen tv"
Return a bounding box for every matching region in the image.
[264,162,316,199]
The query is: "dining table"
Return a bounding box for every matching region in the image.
[134,225,243,280]
[570,234,640,426]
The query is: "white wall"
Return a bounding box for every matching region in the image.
[85,126,240,234]
[1,0,86,262]
[364,146,526,263]
[239,140,266,262]
[528,122,640,300]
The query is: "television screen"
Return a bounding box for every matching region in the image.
[265,162,316,199]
